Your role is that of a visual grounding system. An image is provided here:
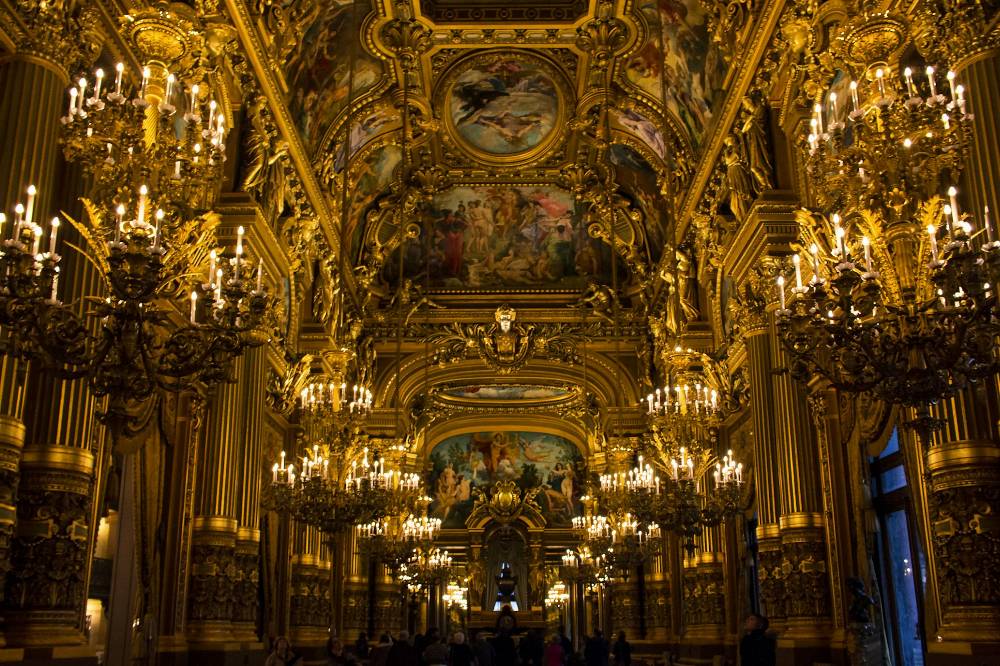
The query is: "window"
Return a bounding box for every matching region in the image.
[870,428,925,666]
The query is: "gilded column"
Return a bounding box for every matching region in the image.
[288,523,327,648]
[609,577,640,636]
[768,312,833,641]
[644,544,670,640]
[342,528,368,637]
[232,346,266,646]
[187,355,247,646]
[682,527,726,653]
[0,8,73,648]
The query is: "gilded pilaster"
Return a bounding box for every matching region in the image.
[609,578,640,636]
[644,547,670,640]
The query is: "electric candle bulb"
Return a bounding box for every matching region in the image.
[810,242,821,280]
[947,70,957,101]
[141,66,150,96]
[926,66,938,99]
[850,80,859,114]
[49,267,59,302]
[777,275,786,309]
[25,185,36,227]
[793,253,803,289]
[904,67,915,97]
[256,258,263,292]
[67,87,78,116]
[93,68,104,100]
[114,62,124,97]
[48,217,59,255]
[813,103,824,135]
[115,204,125,244]
[875,68,885,98]
[829,92,838,120]
[942,113,950,130]
[985,206,993,243]
[928,224,939,263]
[137,184,149,226]
[153,208,164,249]
[77,78,87,111]
[861,236,872,273]
[190,291,198,323]
[948,186,961,229]
[164,73,175,101]
[32,224,42,256]
[14,204,24,238]
[190,84,199,114]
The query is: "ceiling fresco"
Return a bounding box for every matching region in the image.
[441,385,573,400]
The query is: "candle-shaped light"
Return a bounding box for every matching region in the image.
[13,204,24,239]
[947,70,957,101]
[861,236,872,273]
[942,113,950,130]
[153,208,163,249]
[114,62,124,96]
[93,69,105,103]
[792,253,803,289]
[829,92,838,121]
[137,184,148,225]
[164,72,174,102]
[190,291,198,323]
[24,185,36,227]
[955,84,966,113]
[777,275,786,309]
[832,213,848,258]
[114,204,124,244]
[48,216,59,254]
[948,186,961,230]
[928,224,939,262]
[67,87,78,116]
[986,206,993,243]
[140,66,150,98]
[875,68,885,98]
[214,268,223,301]
[810,242,822,280]
[189,83,199,115]
[256,258,263,292]
[813,102,824,135]
[50,267,59,302]
[850,80,860,114]
[32,224,42,256]
[904,67,915,97]
[926,66,938,98]
[77,78,87,112]
[207,99,216,130]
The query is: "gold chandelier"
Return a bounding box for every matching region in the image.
[269,445,422,534]
[398,546,453,593]
[357,501,441,571]
[0,26,271,445]
[778,51,999,436]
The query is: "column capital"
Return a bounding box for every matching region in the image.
[5,0,101,78]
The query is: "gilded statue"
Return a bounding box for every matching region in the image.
[310,256,341,329]
[676,243,702,322]
[241,97,289,225]
[738,94,774,195]
[573,280,616,323]
[720,135,754,222]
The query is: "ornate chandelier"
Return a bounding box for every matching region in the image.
[572,493,661,579]
[269,445,421,534]
[357,506,441,571]
[560,545,611,590]
[778,56,999,436]
[545,581,570,610]
[299,359,374,452]
[398,546,453,593]
[0,58,268,444]
[442,580,468,608]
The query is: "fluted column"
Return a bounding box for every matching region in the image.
[341,529,368,637]
[187,355,247,645]
[0,12,76,645]
[288,523,327,647]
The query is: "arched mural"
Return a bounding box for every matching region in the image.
[427,431,585,528]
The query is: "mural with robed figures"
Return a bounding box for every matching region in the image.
[385,185,616,290]
[428,432,585,528]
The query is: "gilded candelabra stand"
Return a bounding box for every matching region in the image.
[781,56,1000,440]
[357,501,441,572]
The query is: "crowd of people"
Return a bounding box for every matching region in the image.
[264,626,636,666]
[264,614,776,666]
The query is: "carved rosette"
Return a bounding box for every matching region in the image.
[3,446,94,646]
[780,527,831,622]
[925,444,1000,634]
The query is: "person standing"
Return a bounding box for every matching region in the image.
[471,629,495,666]
[612,632,631,666]
[265,636,302,666]
[370,633,394,666]
[449,631,476,666]
[740,614,776,666]
[423,633,450,666]
[557,626,573,662]
[583,629,609,666]
[387,630,419,666]
[545,634,566,666]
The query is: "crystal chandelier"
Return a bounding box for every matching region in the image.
[442,580,468,608]
[778,60,1000,436]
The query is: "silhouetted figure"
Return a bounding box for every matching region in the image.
[545,633,567,666]
[472,629,496,666]
[266,636,302,666]
[449,631,476,666]
[612,632,631,666]
[355,632,370,660]
[493,630,518,664]
[370,634,393,666]
[740,614,776,666]
[387,630,419,666]
[558,626,573,661]
[584,630,610,666]
[520,628,544,666]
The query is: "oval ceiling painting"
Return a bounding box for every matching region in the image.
[442,385,572,401]
[443,51,566,163]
